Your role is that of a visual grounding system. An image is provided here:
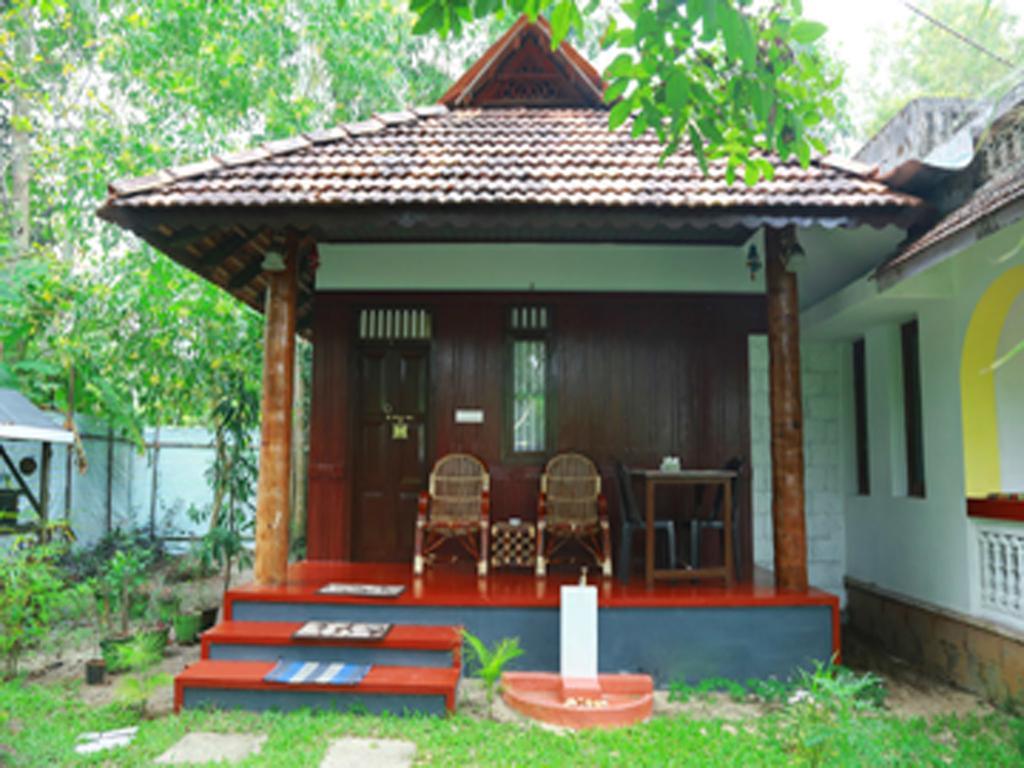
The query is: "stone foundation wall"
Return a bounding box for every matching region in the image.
[846,577,1024,704]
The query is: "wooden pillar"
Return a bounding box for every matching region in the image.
[254,238,299,586]
[765,225,808,592]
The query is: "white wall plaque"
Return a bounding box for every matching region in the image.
[454,409,484,424]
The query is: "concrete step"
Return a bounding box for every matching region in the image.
[201,621,462,668]
[175,660,459,716]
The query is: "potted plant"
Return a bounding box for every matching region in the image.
[94,548,153,672]
[82,577,113,684]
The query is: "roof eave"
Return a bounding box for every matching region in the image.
[876,188,1024,290]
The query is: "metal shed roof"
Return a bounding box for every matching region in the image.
[0,388,74,445]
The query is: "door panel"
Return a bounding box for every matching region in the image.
[353,345,429,562]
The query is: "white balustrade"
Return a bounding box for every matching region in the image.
[976,520,1024,626]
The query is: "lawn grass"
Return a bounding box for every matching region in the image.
[1,678,1022,767]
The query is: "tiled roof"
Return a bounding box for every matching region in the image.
[878,166,1024,278]
[102,107,921,215]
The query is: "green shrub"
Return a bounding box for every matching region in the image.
[461,630,524,716]
[780,660,889,765]
[113,633,172,718]
[0,539,75,677]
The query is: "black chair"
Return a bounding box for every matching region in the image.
[690,457,744,580]
[614,460,678,583]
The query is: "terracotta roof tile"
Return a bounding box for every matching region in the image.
[104,108,921,214]
[879,166,1024,278]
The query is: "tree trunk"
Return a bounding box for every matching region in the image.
[208,427,227,533]
[11,6,33,260]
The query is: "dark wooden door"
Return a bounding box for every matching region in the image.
[353,345,429,562]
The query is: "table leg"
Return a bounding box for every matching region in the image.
[723,478,734,587]
[645,479,655,588]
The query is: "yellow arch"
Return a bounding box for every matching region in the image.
[962,265,1024,496]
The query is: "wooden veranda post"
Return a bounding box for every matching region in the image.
[254,237,299,586]
[765,225,808,592]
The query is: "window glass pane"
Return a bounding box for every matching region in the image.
[512,339,546,452]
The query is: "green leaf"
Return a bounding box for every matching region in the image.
[603,79,628,103]
[550,1,574,47]
[631,112,649,138]
[412,3,444,35]
[605,53,634,79]
[688,124,708,175]
[743,162,760,186]
[665,70,689,110]
[790,20,827,44]
[608,99,633,131]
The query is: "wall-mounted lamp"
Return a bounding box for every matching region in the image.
[746,244,762,281]
[784,236,807,273]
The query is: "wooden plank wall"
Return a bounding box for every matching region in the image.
[306,291,766,570]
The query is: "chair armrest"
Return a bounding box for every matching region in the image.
[417,491,429,518]
[480,491,490,523]
[597,493,609,523]
[536,493,547,522]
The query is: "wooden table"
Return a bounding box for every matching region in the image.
[630,468,738,588]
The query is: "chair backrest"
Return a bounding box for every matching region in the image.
[428,453,489,525]
[713,456,745,517]
[542,452,601,526]
[614,459,642,526]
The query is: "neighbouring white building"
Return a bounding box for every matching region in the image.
[787,85,1024,702]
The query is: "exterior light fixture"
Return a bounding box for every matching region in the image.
[785,236,807,272]
[746,244,762,281]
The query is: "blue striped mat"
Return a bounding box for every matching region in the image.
[264,660,370,686]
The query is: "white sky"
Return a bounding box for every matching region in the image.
[804,0,904,86]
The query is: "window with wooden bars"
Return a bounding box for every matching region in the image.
[507,306,550,455]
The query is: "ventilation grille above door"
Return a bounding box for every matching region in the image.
[358,308,432,341]
[509,306,549,331]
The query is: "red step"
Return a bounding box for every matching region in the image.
[201,621,462,665]
[175,659,459,713]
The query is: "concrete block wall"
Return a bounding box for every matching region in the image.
[749,336,846,602]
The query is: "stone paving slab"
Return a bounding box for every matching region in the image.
[320,738,417,768]
[155,732,267,765]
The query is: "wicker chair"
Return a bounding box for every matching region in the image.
[414,453,490,577]
[535,452,612,578]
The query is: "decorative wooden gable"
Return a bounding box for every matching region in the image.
[440,17,605,109]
